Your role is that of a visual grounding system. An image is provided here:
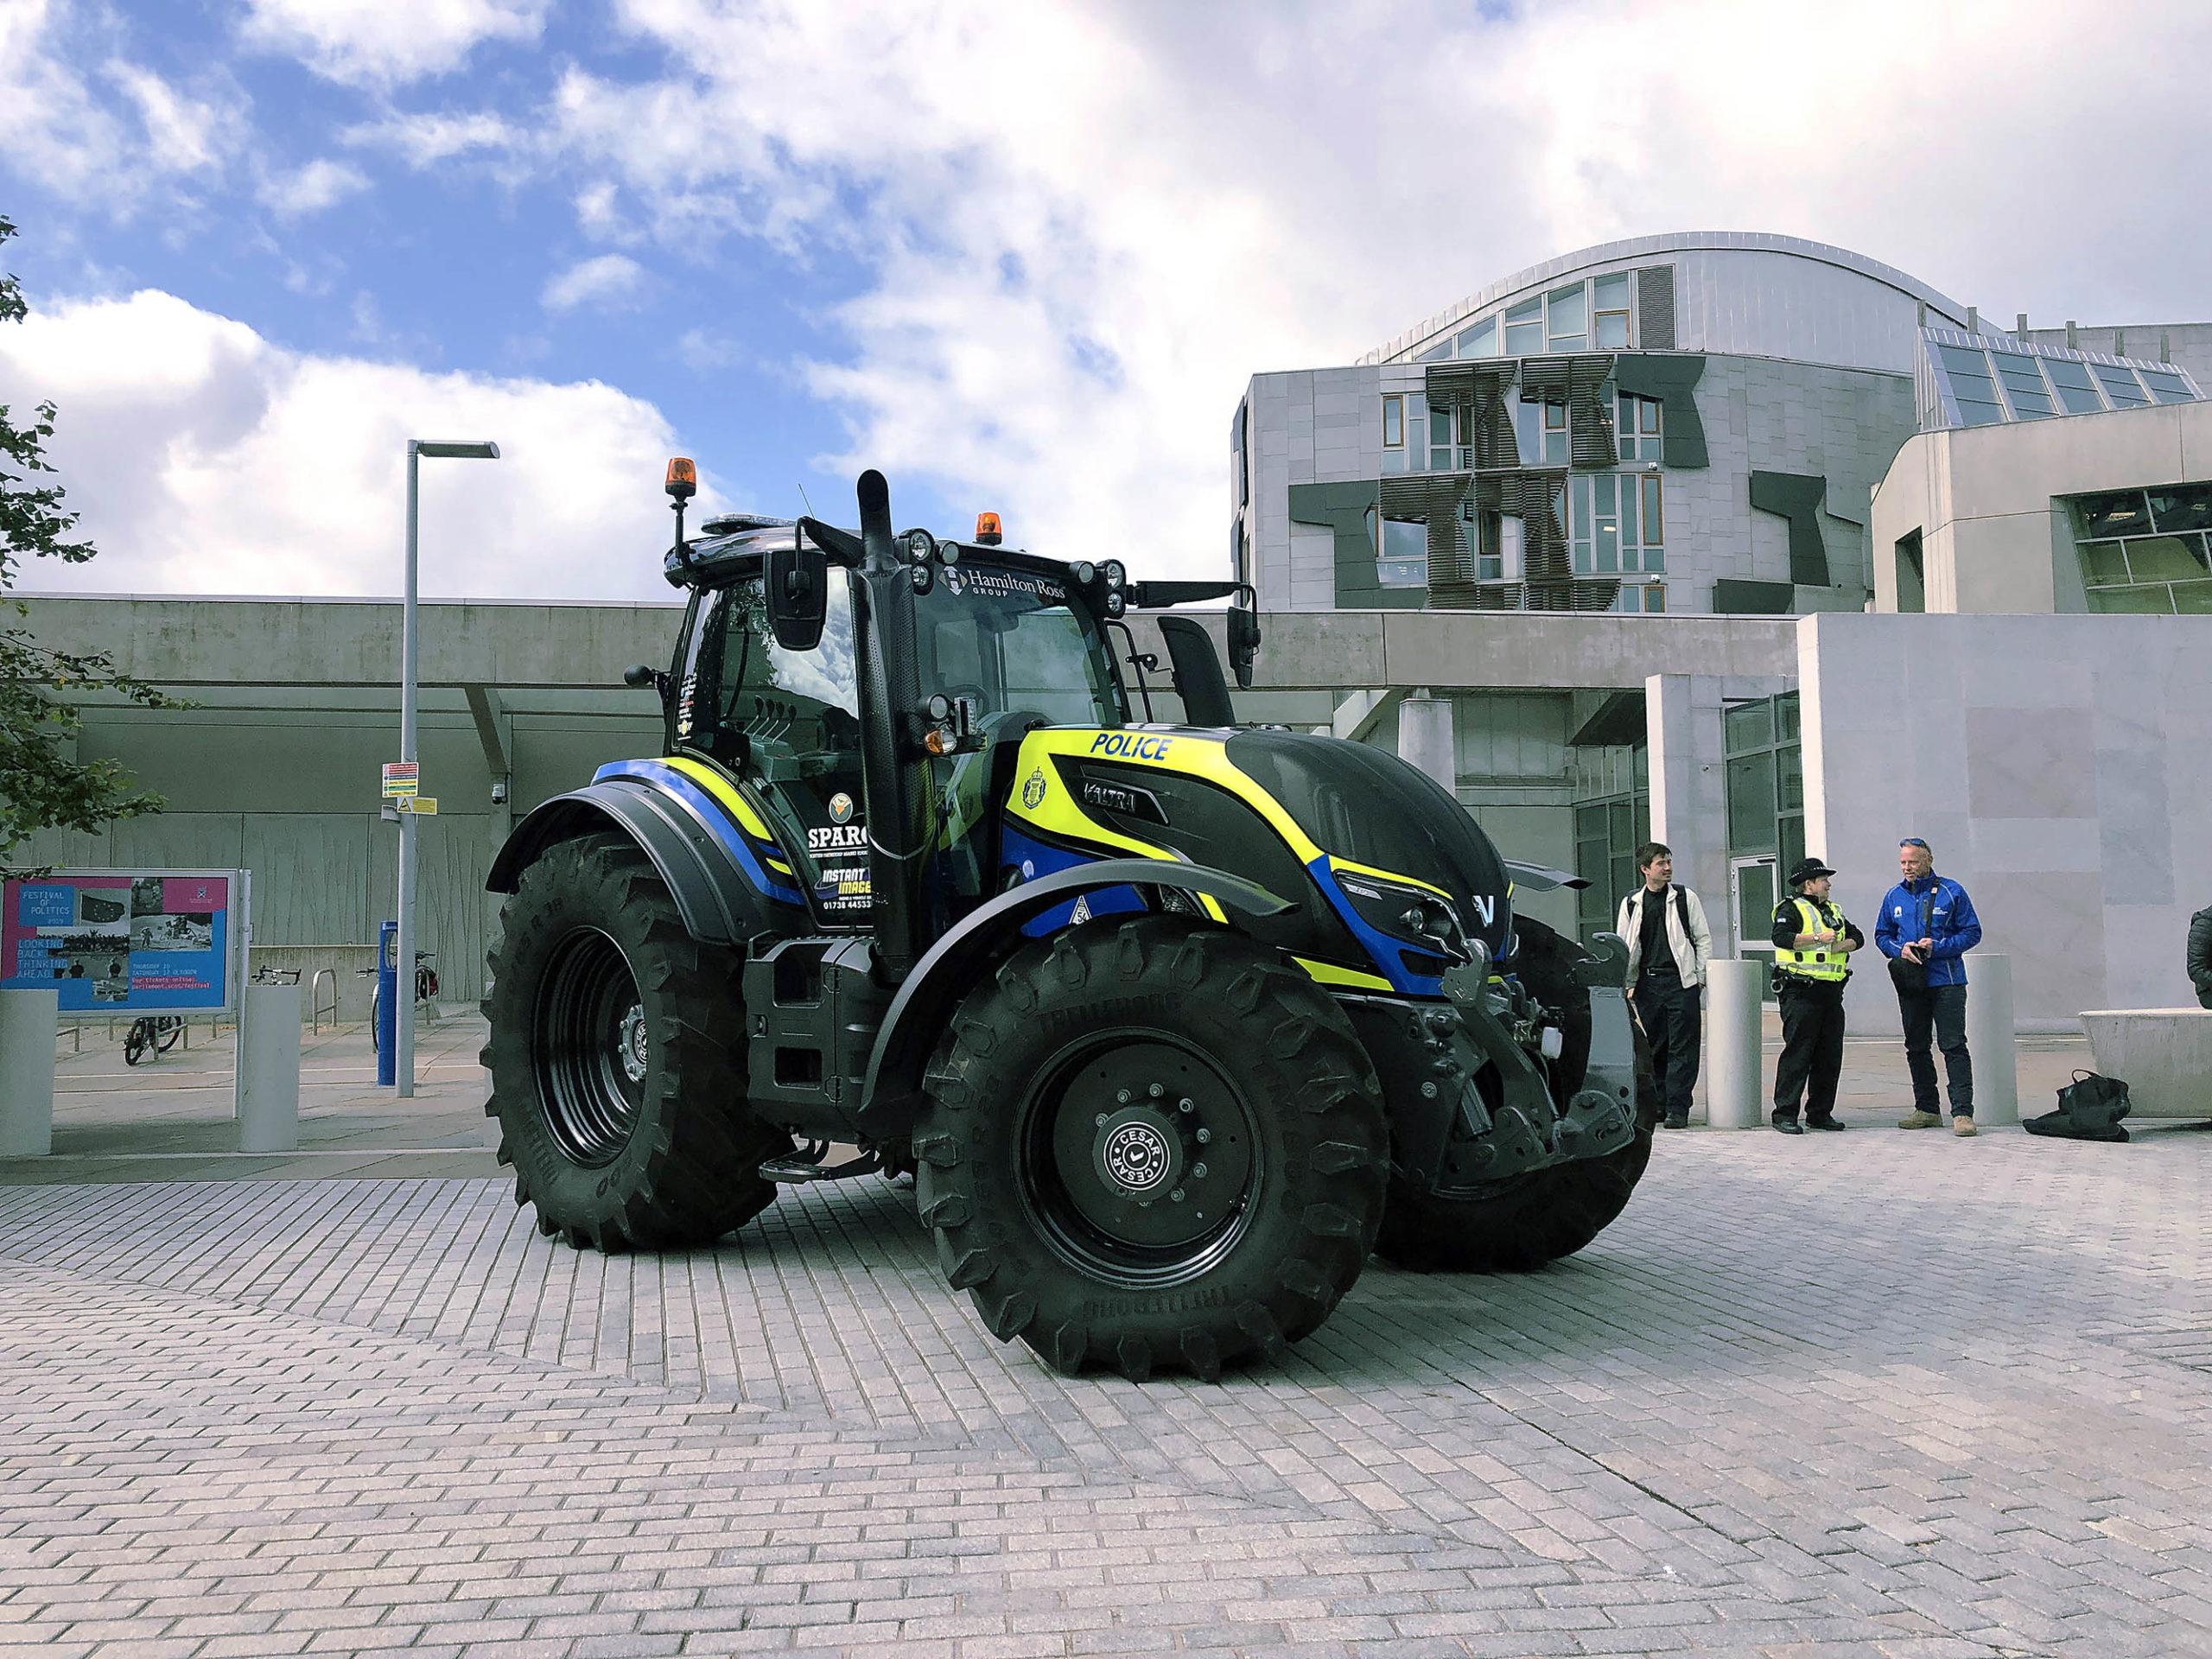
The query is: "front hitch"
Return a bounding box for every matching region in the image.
[1355,933,1638,1194]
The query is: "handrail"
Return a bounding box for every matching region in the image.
[310,968,340,1033]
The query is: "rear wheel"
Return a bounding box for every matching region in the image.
[914,918,1389,1380]
[480,833,785,1250]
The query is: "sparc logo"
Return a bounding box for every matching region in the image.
[1021,768,1047,809]
[829,791,854,823]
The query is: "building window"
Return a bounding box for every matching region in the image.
[1546,283,1586,353]
[2044,356,2104,414]
[1369,508,1430,589]
[1428,403,1462,473]
[1895,529,1925,612]
[2068,486,2212,613]
[1571,474,1665,576]
[1593,271,1631,348]
[1382,394,1403,448]
[1990,353,2056,420]
[2092,363,2151,408]
[2144,368,2196,404]
[1611,582,1665,613]
[1453,315,1498,358]
[1503,296,1544,355]
[1617,393,1662,461]
[1936,344,2005,426]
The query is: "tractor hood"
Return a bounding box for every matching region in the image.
[1223,728,1515,965]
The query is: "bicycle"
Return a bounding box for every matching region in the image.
[368,951,441,1054]
[122,1014,183,1066]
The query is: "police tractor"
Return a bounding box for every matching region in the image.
[481,465,1655,1379]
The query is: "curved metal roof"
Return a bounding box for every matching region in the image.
[1363,231,1979,365]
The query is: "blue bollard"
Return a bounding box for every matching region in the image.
[376,919,397,1087]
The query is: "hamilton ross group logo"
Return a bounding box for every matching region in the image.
[1021,768,1047,809]
[829,791,854,824]
[941,564,967,595]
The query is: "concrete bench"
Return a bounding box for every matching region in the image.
[2079,1007,2212,1121]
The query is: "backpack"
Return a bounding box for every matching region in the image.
[2024,1071,2132,1143]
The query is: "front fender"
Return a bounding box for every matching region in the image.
[855,858,1293,1137]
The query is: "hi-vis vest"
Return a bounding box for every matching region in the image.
[1775,897,1851,982]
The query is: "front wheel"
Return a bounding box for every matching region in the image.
[124,1020,149,1066]
[480,833,785,1251]
[914,918,1389,1380]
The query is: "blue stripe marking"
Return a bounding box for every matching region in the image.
[1000,826,1144,937]
[593,759,806,906]
[1306,856,1446,997]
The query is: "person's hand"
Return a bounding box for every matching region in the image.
[1916,936,1934,952]
[1901,942,1923,963]
[1817,928,1838,945]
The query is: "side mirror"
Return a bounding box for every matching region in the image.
[766,531,829,651]
[1226,600,1262,690]
[1154,616,1236,728]
[622,664,660,690]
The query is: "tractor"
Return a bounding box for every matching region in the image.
[481,466,1655,1380]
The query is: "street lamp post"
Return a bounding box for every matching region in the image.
[397,438,499,1096]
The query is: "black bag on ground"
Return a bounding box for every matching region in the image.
[2024,1071,2133,1143]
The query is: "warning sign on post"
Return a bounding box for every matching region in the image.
[381,762,419,798]
[393,797,438,816]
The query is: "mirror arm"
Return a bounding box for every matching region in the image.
[1106,619,1157,722]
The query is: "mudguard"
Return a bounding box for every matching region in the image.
[485,772,789,944]
[856,857,1294,1136]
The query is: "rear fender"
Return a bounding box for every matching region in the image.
[485,776,781,944]
[856,858,1294,1137]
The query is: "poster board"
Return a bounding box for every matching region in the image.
[1,869,245,1015]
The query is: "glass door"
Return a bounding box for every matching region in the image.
[1731,855,1779,990]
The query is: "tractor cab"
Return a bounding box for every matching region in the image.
[652,472,1257,956]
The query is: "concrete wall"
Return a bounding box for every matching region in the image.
[1798,612,2212,1030]
[1871,399,2212,613]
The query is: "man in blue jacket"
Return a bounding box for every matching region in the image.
[1875,837,1984,1136]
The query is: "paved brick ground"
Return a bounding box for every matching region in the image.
[5,1122,2210,1656]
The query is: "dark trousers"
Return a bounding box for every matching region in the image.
[1897,982,1974,1116]
[1773,980,1847,1124]
[1632,962,1701,1121]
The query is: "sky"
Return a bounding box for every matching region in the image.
[2,0,2209,604]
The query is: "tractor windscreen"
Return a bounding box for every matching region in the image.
[913,563,1120,728]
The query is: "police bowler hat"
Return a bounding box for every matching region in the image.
[1788,857,1838,887]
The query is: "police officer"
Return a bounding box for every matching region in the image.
[1770,856,1864,1135]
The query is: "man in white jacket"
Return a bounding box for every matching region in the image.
[1616,842,1713,1129]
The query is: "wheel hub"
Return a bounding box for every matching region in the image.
[619,1003,648,1084]
[1094,1106,1181,1198]
[1024,1037,1258,1286]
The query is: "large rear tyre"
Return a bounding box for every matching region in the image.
[480,833,784,1251]
[914,918,1389,1381]
[1375,1024,1658,1273]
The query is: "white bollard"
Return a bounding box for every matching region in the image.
[236,982,302,1153]
[1965,953,2019,1128]
[0,988,59,1158]
[1704,959,1765,1128]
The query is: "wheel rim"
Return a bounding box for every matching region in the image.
[532,927,647,1167]
[1016,1032,1262,1289]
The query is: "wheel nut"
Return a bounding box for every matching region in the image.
[1095,1112,1109,1126]
[1192,1163,1207,1179]
[1116,1089,1130,1103]
[1170,1187,1185,1202]
[1195,1128,1211,1144]
[1148,1083,1164,1097]
[1420,1081,1439,1098]
[1179,1097,1194,1113]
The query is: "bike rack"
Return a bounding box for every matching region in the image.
[310,969,340,1032]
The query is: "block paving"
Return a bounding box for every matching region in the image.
[3,1121,2210,1656]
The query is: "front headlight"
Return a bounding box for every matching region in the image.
[1335,871,1472,964]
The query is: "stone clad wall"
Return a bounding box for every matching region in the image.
[1798,612,2212,1029]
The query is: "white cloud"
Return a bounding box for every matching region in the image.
[257,157,372,218]
[0,289,720,602]
[0,0,130,194]
[103,61,245,175]
[340,109,524,167]
[240,0,547,87]
[515,0,2212,579]
[541,253,647,315]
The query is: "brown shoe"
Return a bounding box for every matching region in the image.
[1951,1117,1978,1137]
[1897,1110,1942,1129]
